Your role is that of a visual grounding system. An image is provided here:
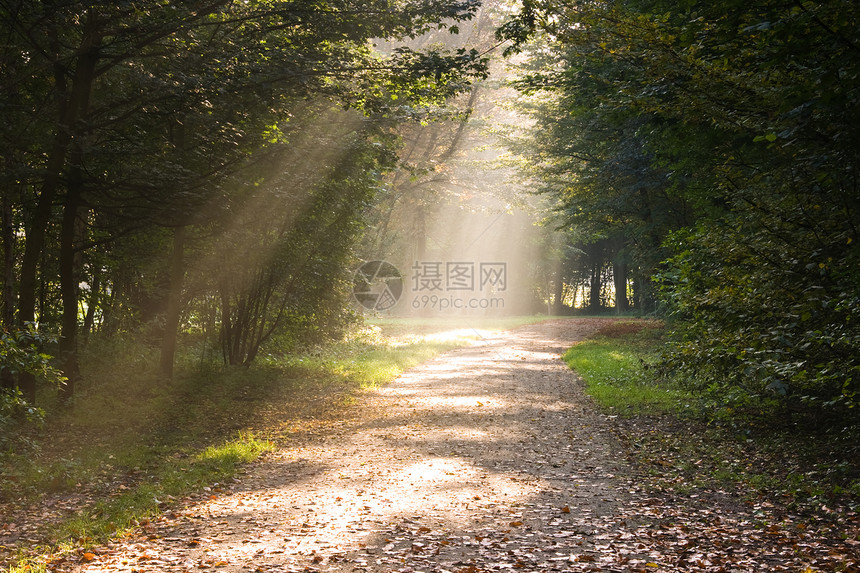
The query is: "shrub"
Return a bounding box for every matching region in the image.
[0,326,64,453]
[656,225,860,426]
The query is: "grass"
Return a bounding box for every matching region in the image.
[285,315,550,389]
[563,320,692,416]
[0,315,549,571]
[367,315,551,339]
[4,432,273,573]
[53,432,273,543]
[563,319,860,521]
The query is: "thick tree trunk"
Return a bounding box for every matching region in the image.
[632,268,655,314]
[17,131,70,402]
[58,154,84,401]
[219,280,235,365]
[18,10,101,403]
[414,208,426,261]
[2,164,15,331]
[1,185,14,391]
[101,273,120,336]
[159,226,186,379]
[589,261,602,312]
[552,265,564,315]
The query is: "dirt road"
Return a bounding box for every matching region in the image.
[65,318,857,572]
[67,318,652,572]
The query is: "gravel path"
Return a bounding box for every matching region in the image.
[70,319,650,572]
[51,317,860,573]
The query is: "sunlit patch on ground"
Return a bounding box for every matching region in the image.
[384,328,499,348]
[67,319,855,573]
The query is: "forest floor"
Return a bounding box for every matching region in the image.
[6,319,860,572]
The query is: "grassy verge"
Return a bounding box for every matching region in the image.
[563,320,692,416]
[564,320,860,519]
[0,316,546,572]
[53,432,273,540]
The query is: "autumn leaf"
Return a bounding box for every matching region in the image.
[82,552,96,561]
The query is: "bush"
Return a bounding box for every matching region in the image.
[656,225,860,426]
[0,326,64,384]
[0,326,63,453]
[0,388,45,454]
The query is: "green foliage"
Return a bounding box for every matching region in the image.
[0,388,45,454]
[0,327,63,453]
[53,432,274,549]
[564,320,859,518]
[657,224,860,423]
[563,322,690,415]
[273,323,477,389]
[0,0,489,405]
[499,0,860,423]
[213,123,401,365]
[0,326,64,385]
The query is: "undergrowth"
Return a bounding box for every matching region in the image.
[563,320,692,416]
[564,319,860,519]
[0,316,545,572]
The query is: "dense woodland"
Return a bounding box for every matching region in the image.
[1,0,858,433]
[0,0,489,405]
[499,0,859,424]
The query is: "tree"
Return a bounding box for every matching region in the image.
[0,0,488,400]
[501,27,692,313]
[498,0,860,419]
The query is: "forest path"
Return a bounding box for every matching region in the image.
[71,318,655,572]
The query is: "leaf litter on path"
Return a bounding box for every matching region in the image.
[30,319,860,572]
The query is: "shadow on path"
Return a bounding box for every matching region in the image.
[71,319,653,572]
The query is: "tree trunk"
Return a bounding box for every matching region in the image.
[17,9,101,403]
[83,271,99,338]
[159,226,186,379]
[101,272,120,336]
[17,131,70,402]
[631,269,640,311]
[58,148,85,401]
[589,261,602,312]
[1,184,14,391]
[414,207,427,261]
[2,162,16,331]
[219,279,234,365]
[613,261,628,313]
[552,265,564,315]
